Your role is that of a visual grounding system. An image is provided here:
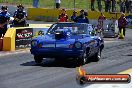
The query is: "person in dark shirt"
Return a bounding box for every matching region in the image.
[0,6,10,38]
[91,0,95,11]
[105,0,111,12]
[75,10,89,23]
[125,0,129,13]
[13,4,27,27]
[97,0,102,11]
[111,0,116,12]
[71,11,77,22]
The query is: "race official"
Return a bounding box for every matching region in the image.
[13,4,27,26]
[118,13,127,36]
[58,9,68,22]
[0,6,10,38]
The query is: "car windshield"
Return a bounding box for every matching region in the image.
[47,23,88,35]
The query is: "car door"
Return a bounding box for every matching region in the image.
[43,39,56,48]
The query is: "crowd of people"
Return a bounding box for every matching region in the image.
[91,0,132,13]
[58,9,89,23]
[58,8,128,37]
[33,0,131,13]
[0,4,27,38]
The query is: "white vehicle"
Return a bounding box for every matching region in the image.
[102,20,118,38]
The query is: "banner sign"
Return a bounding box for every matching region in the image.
[15,28,49,49]
[15,28,33,49]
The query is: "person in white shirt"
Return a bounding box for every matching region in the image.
[55,0,61,9]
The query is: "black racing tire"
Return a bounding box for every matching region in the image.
[77,50,89,66]
[79,77,86,85]
[92,48,101,62]
[34,55,43,64]
[54,58,61,63]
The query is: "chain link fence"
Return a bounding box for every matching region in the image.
[0,0,127,12]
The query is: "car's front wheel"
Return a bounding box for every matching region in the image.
[34,55,43,64]
[77,50,88,66]
[92,48,101,62]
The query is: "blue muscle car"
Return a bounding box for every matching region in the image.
[30,23,104,65]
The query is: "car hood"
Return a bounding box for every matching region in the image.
[33,34,91,43]
[32,34,98,48]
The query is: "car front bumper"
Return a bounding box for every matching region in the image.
[30,48,83,58]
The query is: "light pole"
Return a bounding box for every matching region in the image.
[74,0,76,11]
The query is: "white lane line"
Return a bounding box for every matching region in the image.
[0,50,30,57]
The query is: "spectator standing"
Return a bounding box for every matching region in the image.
[0,6,10,38]
[119,0,124,12]
[128,0,132,13]
[97,0,102,11]
[111,0,116,12]
[98,13,106,30]
[129,0,132,13]
[33,0,39,8]
[75,10,89,23]
[130,0,132,13]
[71,11,77,22]
[118,13,127,36]
[105,0,111,12]
[125,0,129,13]
[91,0,95,11]
[122,0,126,13]
[13,4,27,27]
[55,0,61,9]
[58,9,68,22]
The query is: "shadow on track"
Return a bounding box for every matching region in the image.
[20,59,82,68]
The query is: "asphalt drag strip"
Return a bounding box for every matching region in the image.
[0,29,132,88]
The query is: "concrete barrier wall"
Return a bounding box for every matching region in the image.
[3,24,51,51]
[27,8,130,22]
[3,28,16,51]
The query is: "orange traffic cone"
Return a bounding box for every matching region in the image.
[118,28,124,39]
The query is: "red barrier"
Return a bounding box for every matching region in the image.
[0,38,3,51]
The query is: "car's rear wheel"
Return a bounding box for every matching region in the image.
[92,48,101,62]
[34,55,43,64]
